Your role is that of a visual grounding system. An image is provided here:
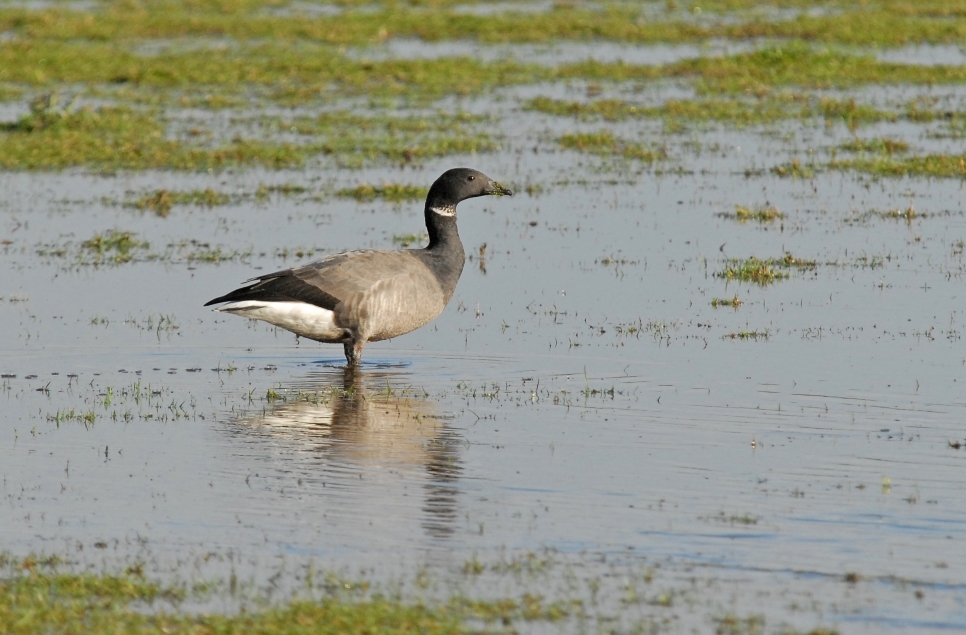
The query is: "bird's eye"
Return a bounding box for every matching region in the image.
[468,175,475,181]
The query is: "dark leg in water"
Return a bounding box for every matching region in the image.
[343,340,364,366]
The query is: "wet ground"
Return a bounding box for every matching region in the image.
[3,5,966,633]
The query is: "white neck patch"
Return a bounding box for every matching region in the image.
[430,205,456,217]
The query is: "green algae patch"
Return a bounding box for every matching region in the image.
[339,183,428,203]
[830,153,966,178]
[559,131,664,162]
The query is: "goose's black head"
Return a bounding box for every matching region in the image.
[425,168,512,217]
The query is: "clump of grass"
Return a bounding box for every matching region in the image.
[6,2,966,49]
[392,233,428,247]
[256,183,309,199]
[0,103,493,170]
[0,555,586,634]
[133,188,230,217]
[716,257,788,285]
[817,97,890,130]
[0,105,310,171]
[82,230,149,264]
[0,558,460,635]
[529,94,897,129]
[559,131,664,162]
[723,330,770,341]
[135,190,174,216]
[714,614,766,634]
[0,83,24,101]
[838,138,909,155]
[46,408,97,425]
[776,253,817,268]
[1,93,76,132]
[771,159,814,178]
[878,205,918,222]
[671,44,966,95]
[291,111,497,167]
[525,97,647,122]
[722,205,783,222]
[338,183,427,203]
[716,253,815,285]
[830,153,966,178]
[711,295,742,308]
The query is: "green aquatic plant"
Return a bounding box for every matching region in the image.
[0,555,586,634]
[716,253,815,285]
[339,183,428,203]
[0,105,309,170]
[838,138,910,155]
[559,131,664,162]
[723,330,770,340]
[830,153,966,178]
[722,205,784,222]
[82,230,150,264]
[528,93,899,130]
[716,257,789,285]
[711,295,742,308]
[132,188,231,216]
[3,1,966,47]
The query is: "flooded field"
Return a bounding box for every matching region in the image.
[2,0,966,633]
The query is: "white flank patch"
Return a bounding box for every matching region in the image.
[218,301,342,341]
[430,205,456,217]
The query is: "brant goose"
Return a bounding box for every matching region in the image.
[205,168,512,364]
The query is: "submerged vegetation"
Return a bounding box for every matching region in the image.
[711,295,742,308]
[559,131,664,162]
[0,104,497,170]
[0,2,960,632]
[721,205,784,223]
[132,188,231,216]
[831,153,966,178]
[716,253,817,285]
[3,0,966,48]
[528,94,899,129]
[0,559,461,635]
[3,0,966,172]
[339,183,428,203]
[0,556,586,635]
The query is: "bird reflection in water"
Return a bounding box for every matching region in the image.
[232,366,463,542]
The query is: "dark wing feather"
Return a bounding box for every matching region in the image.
[204,250,423,310]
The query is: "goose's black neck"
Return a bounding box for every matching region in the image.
[425,205,460,251]
[421,204,465,297]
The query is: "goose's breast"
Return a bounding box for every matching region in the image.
[339,270,449,342]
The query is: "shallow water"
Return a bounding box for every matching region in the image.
[3,63,966,635]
